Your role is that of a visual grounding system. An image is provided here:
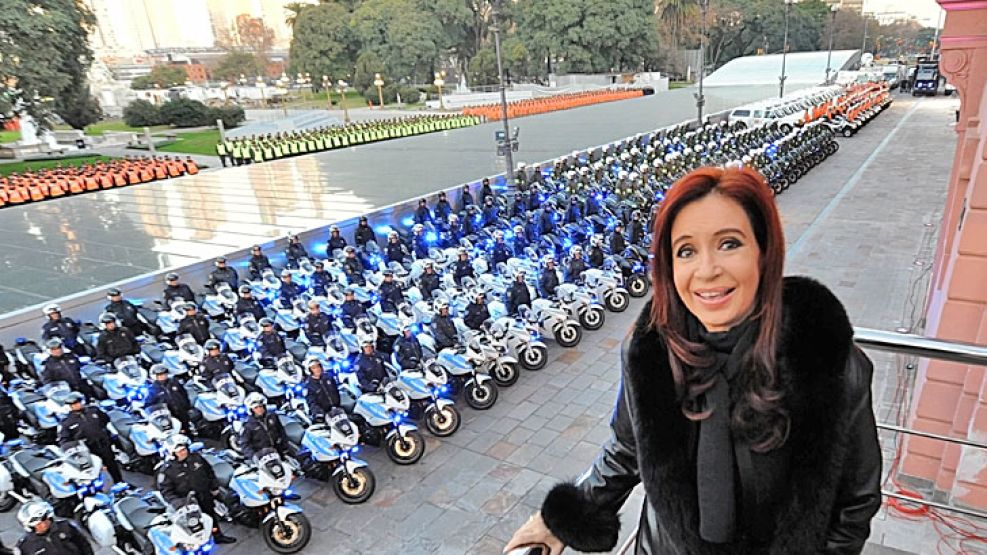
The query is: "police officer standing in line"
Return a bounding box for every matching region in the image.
[284,234,309,269]
[157,435,237,544]
[418,260,440,301]
[208,257,239,291]
[378,270,404,313]
[393,324,424,370]
[610,222,627,254]
[256,318,286,365]
[311,261,332,296]
[96,314,140,363]
[303,358,341,421]
[162,272,195,306]
[201,339,235,384]
[146,364,193,435]
[239,393,294,462]
[354,216,377,248]
[355,340,388,394]
[40,304,86,356]
[539,256,561,299]
[453,248,474,285]
[248,245,274,280]
[464,292,490,331]
[15,499,94,555]
[340,288,367,328]
[430,300,459,352]
[302,301,332,348]
[42,338,99,400]
[235,285,266,321]
[506,271,532,316]
[103,288,146,337]
[178,303,211,345]
[57,392,124,483]
[327,225,347,254]
[342,246,366,285]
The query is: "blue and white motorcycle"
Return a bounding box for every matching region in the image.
[298,407,375,504]
[3,440,105,517]
[348,379,426,465]
[420,336,499,410]
[393,359,461,437]
[114,490,214,555]
[160,334,204,377]
[108,403,181,474]
[189,374,246,450]
[255,355,304,402]
[83,356,148,405]
[9,380,72,443]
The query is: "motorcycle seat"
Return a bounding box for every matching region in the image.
[11,450,54,474]
[212,461,234,487]
[18,392,45,405]
[235,364,259,384]
[117,497,161,530]
[277,415,305,446]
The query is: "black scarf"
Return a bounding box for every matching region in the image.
[685,315,758,544]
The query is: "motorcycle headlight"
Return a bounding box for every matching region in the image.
[268,487,284,497]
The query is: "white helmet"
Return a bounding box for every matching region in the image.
[493,230,504,240]
[434,299,449,311]
[245,392,267,410]
[17,499,53,531]
[413,224,424,234]
[304,357,323,373]
[163,434,191,459]
[42,303,61,316]
[388,231,399,240]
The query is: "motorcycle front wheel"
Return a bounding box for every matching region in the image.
[262,513,312,554]
[579,307,605,331]
[386,429,425,465]
[519,345,548,371]
[627,274,649,298]
[424,404,461,437]
[554,323,582,348]
[333,467,376,504]
[464,380,498,410]
[604,291,630,313]
[492,361,520,387]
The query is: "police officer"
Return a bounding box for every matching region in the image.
[96,314,140,363]
[445,214,463,246]
[284,234,309,269]
[354,216,378,248]
[434,192,452,222]
[418,260,440,301]
[464,292,490,331]
[239,393,292,460]
[538,202,557,236]
[539,256,561,298]
[57,392,123,483]
[385,232,408,265]
[278,270,301,305]
[310,261,332,297]
[303,301,332,347]
[566,245,588,283]
[453,248,474,285]
[208,257,239,291]
[414,198,433,225]
[511,225,529,257]
[162,272,195,306]
[342,246,366,285]
[103,288,145,337]
[340,288,366,328]
[588,235,606,268]
[355,341,388,394]
[510,192,526,218]
[506,271,532,316]
[430,300,459,351]
[157,435,237,544]
[15,499,94,555]
[42,339,98,400]
[458,184,474,212]
[479,177,494,204]
[257,318,286,365]
[303,358,341,420]
[327,225,347,254]
[378,270,404,313]
[248,245,273,280]
[393,324,423,370]
[629,210,645,245]
[491,231,510,267]
[481,196,499,227]
[201,339,234,384]
[565,195,583,224]
[235,285,266,321]
[411,224,429,260]
[610,222,627,254]
[146,365,192,434]
[40,304,85,356]
[177,303,211,345]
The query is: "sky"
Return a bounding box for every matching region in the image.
[864,0,944,27]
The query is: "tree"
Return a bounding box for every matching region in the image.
[351,0,445,83]
[131,65,188,90]
[288,3,359,82]
[159,98,211,128]
[353,50,385,92]
[55,81,102,129]
[658,0,698,52]
[0,0,96,128]
[209,105,245,128]
[123,100,161,127]
[468,48,499,86]
[216,14,276,62]
[213,51,265,82]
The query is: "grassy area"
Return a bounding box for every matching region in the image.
[0,155,114,176]
[83,121,171,136]
[154,129,221,156]
[669,81,693,90]
[0,129,21,143]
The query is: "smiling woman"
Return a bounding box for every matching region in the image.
[505,167,882,554]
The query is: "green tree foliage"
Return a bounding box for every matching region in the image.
[159,98,210,128]
[468,48,499,86]
[55,81,102,129]
[0,0,96,128]
[288,2,359,82]
[352,50,385,92]
[213,51,266,82]
[209,105,246,128]
[123,100,162,127]
[351,0,445,83]
[131,65,189,90]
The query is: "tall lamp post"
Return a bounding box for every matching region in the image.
[695,0,709,124]
[374,73,385,108]
[824,4,838,84]
[778,0,794,98]
[322,75,334,111]
[256,75,267,107]
[336,80,351,124]
[491,0,516,190]
[433,71,446,110]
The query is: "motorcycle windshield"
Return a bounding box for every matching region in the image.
[212,375,239,400]
[62,441,93,469]
[256,449,286,480]
[173,501,206,535]
[148,405,174,431]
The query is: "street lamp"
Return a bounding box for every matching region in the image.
[779,0,795,98]
[374,73,385,108]
[256,75,266,107]
[491,0,516,190]
[695,0,710,124]
[336,79,351,124]
[433,71,446,110]
[825,4,838,84]
[322,75,334,111]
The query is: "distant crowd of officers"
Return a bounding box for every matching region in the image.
[214,114,481,167]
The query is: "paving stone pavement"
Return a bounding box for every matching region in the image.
[0,93,965,554]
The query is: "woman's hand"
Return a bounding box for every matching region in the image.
[503,512,565,555]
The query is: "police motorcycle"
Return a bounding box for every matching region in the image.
[0,434,20,511]
[221,314,263,356]
[201,283,238,323]
[160,334,205,377]
[215,448,312,553]
[189,374,247,450]
[106,403,182,475]
[81,356,148,406]
[485,313,549,371]
[271,297,305,338]
[2,440,105,517]
[525,299,582,348]
[114,489,215,555]
[390,356,461,437]
[9,380,73,444]
[581,264,630,313]
[555,282,606,331]
[5,338,44,381]
[297,407,376,504]
[254,355,304,403]
[345,377,426,465]
[150,299,186,337]
[418,327,499,411]
[461,323,520,388]
[613,245,650,298]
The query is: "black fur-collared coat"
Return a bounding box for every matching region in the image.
[541,277,882,554]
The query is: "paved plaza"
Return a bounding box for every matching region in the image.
[0,94,967,554]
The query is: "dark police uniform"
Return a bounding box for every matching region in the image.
[16,518,94,555]
[539,269,561,298]
[378,281,404,313]
[163,284,195,305]
[42,354,97,400]
[96,327,139,362]
[419,272,440,301]
[239,411,290,460]
[41,318,83,354]
[201,353,235,384]
[157,452,225,533]
[304,374,341,420]
[257,332,287,363]
[393,335,423,370]
[507,281,532,315]
[355,352,388,394]
[235,297,266,321]
[303,312,332,347]
[104,300,144,336]
[57,406,123,483]
[453,259,473,285]
[340,300,366,328]
[178,313,211,345]
[146,380,192,432]
[431,315,458,351]
[463,302,490,331]
[248,254,273,280]
[208,267,239,291]
[354,224,377,247]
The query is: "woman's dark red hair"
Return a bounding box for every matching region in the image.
[650,166,789,452]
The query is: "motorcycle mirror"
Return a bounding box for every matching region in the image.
[189,442,204,453]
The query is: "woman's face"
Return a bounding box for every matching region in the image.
[671,193,760,332]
